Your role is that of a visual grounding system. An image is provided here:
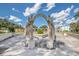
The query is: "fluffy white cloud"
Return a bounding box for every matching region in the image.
[74,8,79,13]
[14,19,22,22]
[51,11,69,20]
[9,15,17,20]
[12,8,20,13]
[51,5,74,28]
[51,5,74,20]
[9,15,22,22]
[12,8,15,10]
[23,3,42,16]
[0,16,5,19]
[18,23,22,26]
[44,3,55,11]
[65,17,79,25]
[66,17,75,24]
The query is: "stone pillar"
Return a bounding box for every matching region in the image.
[27,39,35,49]
[47,24,53,49]
[24,26,30,47]
[46,17,55,49]
[24,27,27,37]
[27,22,35,49]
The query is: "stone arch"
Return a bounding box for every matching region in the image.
[32,14,49,22]
[25,13,55,49]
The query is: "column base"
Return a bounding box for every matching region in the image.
[46,40,54,49]
[27,39,35,49]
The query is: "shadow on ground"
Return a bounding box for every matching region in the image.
[0,47,9,54]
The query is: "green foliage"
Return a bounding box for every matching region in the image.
[70,11,79,33]
[0,18,24,32]
[0,31,4,33]
[70,22,79,33]
[63,30,68,32]
[33,25,38,32]
[75,11,79,19]
[37,29,43,34]
[40,25,47,32]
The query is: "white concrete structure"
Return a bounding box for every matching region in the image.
[25,14,55,49]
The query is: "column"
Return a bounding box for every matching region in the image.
[27,24,35,49]
[47,19,54,49]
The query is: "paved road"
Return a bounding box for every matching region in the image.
[0,33,79,56]
[0,34,25,54]
[0,33,13,41]
[67,33,79,39]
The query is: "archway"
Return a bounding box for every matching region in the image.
[33,16,48,34]
[25,13,55,49]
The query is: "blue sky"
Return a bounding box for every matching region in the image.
[0,3,79,28]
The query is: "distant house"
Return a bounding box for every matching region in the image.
[15,28,24,32]
[0,27,9,33]
[0,29,4,33]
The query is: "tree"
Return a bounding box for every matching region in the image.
[75,11,79,23]
[37,29,43,34]
[32,25,38,31]
[70,22,79,33]
[40,25,47,32]
[69,11,79,33]
[75,11,79,19]
[0,18,24,32]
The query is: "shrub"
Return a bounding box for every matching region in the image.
[37,29,43,34]
[63,30,68,32]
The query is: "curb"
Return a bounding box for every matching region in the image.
[0,34,16,42]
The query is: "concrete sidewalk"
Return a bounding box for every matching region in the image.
[0,33,15,42]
